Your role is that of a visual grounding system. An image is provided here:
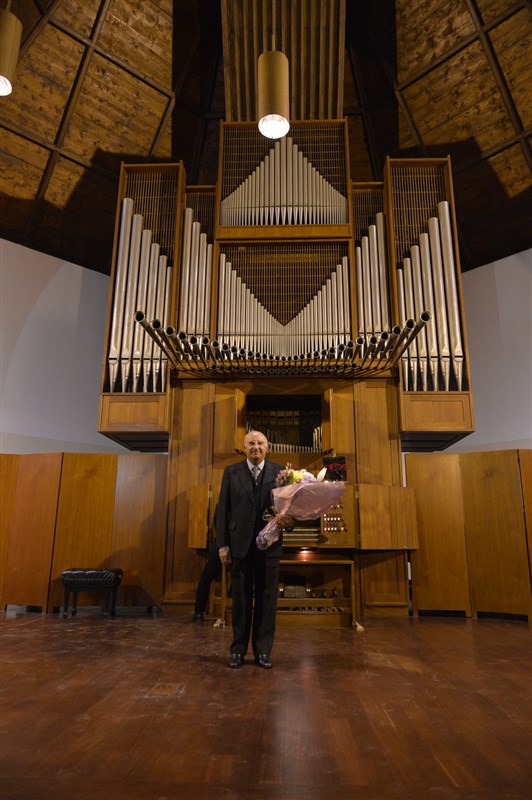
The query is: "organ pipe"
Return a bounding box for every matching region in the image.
[108,197,134,391]
[108,160,465,392]
[220,136,348,226]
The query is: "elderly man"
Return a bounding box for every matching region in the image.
[216,430,291,669]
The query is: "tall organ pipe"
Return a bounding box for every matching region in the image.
[178,208,193,332]
[410,245,429,391]
[438,200,464,389]
[153,254,168,392]
[376,212,390,331]
[368,225,382,334]
[403,257,419,391]
[120,213,143,392]
[142,242,160,392]
[396,265,410,388]
[186,222,201,334]
[419,233,440,390]
[131,228,152,392]
[361,236,372,335]
[108,197,134,391]
[428,217,451,390]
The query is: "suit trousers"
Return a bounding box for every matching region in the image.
[230,544,280,658]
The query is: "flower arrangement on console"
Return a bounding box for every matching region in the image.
[256,463,346,550]
[319,461,347,482]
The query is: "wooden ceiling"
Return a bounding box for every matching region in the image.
[0,0,530,276]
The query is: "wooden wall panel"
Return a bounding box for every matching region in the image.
[406,453,471,615]
[0,455,19,605]
[518,449,532,581]
[353,379,401,485]
[111,454,168,608]
[187,484,211,549]
[358,484,391,548]
[48,454,118,609]
[328,383,356,479]
[359,551,409,615]
[1,454,63,609]
[460,451,531,618]
[353,379,407,614]
[164,382,216,604]
[390,486,418,550]
[357,485,418,550]
[212,385,245,455]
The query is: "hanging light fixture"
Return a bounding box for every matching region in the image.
[0,1,23,97]
[257,1,289,139]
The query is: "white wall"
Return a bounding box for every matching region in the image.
[447,248,532,452]
[0,239,128,453]
[1,238,531,454]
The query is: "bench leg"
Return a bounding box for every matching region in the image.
[72,591,78,616]
[103,590,111,618]
[63,588,70,618]
[110,586,118,617]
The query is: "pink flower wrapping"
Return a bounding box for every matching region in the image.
[256,481,346,550]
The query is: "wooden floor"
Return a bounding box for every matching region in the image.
[0,609,530,800]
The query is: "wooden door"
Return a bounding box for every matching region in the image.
[48,453,118,610]
[1,453,63,609]
[460,450,531,618]
[406,453,471,615]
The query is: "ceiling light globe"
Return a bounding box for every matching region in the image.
[258,113,290,139]
[0,75,13,95]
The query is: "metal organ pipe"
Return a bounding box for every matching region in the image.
[368,225,382,334]
[410,246,429,391]
[120,213,143,392]
[403,257,419,391]
[438,201,464,389]
[131,228,152,392]
[376,213,390,332]
[428,217,451,390]
[142,242,161,392]
[178,208,193,333]
[419,233,439,389]
[154,253,169,392]
[220,137,347,227]
[108,197,134,391]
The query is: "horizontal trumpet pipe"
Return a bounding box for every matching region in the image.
[389,313,431,367]
[136,314,179,370]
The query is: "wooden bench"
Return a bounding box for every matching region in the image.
[61,568,123,618]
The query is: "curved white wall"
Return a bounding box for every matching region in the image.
[0,239,128,453]
[447,248,532,452]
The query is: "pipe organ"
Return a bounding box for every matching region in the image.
[98,120,474,620]
[100,125,473,449]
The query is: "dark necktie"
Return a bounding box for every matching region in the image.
[251,465,260,484]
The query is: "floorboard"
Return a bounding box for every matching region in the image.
[1,609,530,800]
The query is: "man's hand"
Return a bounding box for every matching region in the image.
[219,546,232,565]
[276,515,295,530]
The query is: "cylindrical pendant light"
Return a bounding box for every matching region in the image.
[257,49,290,139]
[0,3,23,97]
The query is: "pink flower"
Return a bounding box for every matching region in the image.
[256,479,346,550]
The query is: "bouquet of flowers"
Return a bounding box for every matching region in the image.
[256,464,346,550]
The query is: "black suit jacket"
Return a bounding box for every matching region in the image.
[216,459,283,559]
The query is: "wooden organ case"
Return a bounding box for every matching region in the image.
[98,121,474,622]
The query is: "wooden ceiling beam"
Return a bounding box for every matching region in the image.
[463,0,532,173]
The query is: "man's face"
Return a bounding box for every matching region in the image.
[244,432,268,465]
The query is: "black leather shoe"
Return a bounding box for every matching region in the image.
[228,653,244,669]
[192,612,204,622]
[255,653,272,669]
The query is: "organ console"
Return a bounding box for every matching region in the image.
[98,120,474,621]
